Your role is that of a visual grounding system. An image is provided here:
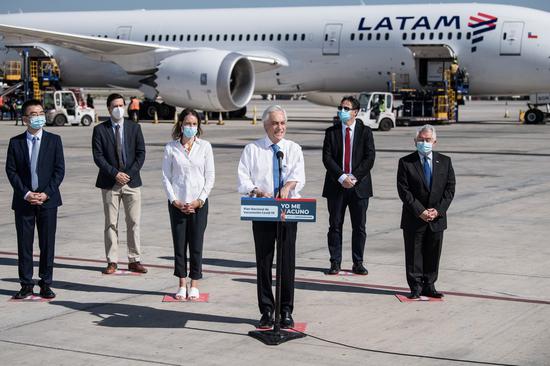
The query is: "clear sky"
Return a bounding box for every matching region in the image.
[0,0,549,13]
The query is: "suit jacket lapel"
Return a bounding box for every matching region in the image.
[36,131,48,172]
[413,153,431,191]
[107,119,116,146]
[335,125,343,169]
[351,122,362,167]
[20,133,31,168]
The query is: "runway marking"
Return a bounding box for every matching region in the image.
[1,251,549,305]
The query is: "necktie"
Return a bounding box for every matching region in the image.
[30,136,39,191]
[271,144,281,197]
[423,156,432,189]
[344,127,351,174]
[115,124,125,170]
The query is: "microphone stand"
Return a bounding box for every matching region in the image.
[248,152,306,345]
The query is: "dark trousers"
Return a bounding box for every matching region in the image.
[168,200,208,280]
[403,226,444,292]
[252,221,297,315]
[15,207,58,286]
[327,189,369,264]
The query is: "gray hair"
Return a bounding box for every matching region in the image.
[415,124,437,140]
[262,105,287,125]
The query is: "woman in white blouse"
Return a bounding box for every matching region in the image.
[161,108,215,300]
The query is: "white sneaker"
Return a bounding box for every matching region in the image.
[175,286,187,300]
[188,287,200,300]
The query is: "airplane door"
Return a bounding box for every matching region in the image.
[116,26,133,40]
[500,22,524,56]
[323,24,342,55]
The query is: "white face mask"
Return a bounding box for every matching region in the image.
[110,106,125,121]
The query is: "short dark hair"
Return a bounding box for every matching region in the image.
[106,93,125,108]
[340,95,360,110]
[172,108,203,140]
[21,99,43,116]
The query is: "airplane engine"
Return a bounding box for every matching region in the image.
[155,50,255,111]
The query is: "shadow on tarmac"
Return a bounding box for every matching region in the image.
[0,257,103,273]
[158,256,256,269]
[49,301,257,328]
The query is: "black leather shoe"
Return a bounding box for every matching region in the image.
[352,262,368,275]
[258,311,274,329]
[14,285,34,299]
[408,291,421,300]
[327,261,340,275]
[422,288,444,298]
[280,312,294,329]
[39,285,56,299]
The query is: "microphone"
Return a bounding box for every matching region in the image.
[276,151,284,198]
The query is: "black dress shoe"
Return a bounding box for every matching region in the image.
[280,311,294,329]
[352,262,368,275]
[327,261,340,275]
[14,285,34,299]
[408,291,421,300]
[39,285,56,299]
[258,311,274,329]
[422,288,444,298]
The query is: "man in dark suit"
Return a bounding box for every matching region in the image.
[322,96,376,275]
[397,124,455,299]
[92,93,147,274]
[5,99,65,299]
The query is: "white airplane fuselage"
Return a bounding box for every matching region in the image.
[1,4,549,98]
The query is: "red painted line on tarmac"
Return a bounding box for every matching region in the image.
[1,250,549,305]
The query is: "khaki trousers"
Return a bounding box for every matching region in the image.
[101,184,141,264]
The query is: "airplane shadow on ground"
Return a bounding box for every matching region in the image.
[1,278,167,296]
[49,300,257,329]
[159,256,257,269]
[233,278,407,297]
[0,257,104,273]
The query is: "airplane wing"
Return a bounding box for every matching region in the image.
[0,23,284,73]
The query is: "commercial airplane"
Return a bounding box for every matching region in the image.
[0,3,549,121]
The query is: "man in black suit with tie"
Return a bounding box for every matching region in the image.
[5,99,65,299]
[397,125,455,299]
[322,96,376,275]
[92,93,147,275]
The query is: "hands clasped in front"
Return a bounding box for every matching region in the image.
[420,208,439,222]
[26,192,48,205]
[172,199,200,214]
[115,172,130,185]
[341,175,357,189]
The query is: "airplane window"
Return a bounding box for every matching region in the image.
[195,34,198,41]
[269,34,274,41]
[246,34,250,41]
[223,34,228,41]
[231,34,235,41]
[448,32,453,40]
[165,35,169,41]
[151,35,155,41]
[262,34,266,41]
[411,33,416,40]
[301,34,306,41]
[180,35,184,41]
[438,33,443,40]
[116,35,120,39]
[188,35,191,42]
[172,35,176,42]
[359,33,364,41]
[202,34,206,41]
[368,33,372,41]
[293,34,297,41]
[216,34,220,41]
[402,33,407,41]
[376,33,381,41]
[254,34,258,41]
[503,33,507,40]
[277,34,282,41]
[325,34,328,42]
[420,33,425,40]
[104,35,108,38]
[385,33,389,40]
[457,33,462,40]
[285,34,289,41]
[466,32,471,40]
[429,33,434,40]
[238,34,243,41]
[350,33,355,41]
[144,35,148,42]
[158,34,162,41]
[209,34,213,41]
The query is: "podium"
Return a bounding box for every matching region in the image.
[241,197,316,345]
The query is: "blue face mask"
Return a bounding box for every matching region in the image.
[416,141,433,155]
[183,126,198,138]
[338,110,351,124]
[29,115,46,130]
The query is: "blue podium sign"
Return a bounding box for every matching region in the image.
[240,197,316,222]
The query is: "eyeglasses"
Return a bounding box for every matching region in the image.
[337,106,354,111]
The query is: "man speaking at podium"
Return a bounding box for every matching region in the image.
[238,105,305,329]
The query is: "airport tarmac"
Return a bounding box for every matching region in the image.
[0,100,549,366]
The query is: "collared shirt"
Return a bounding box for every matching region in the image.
[111,119,126,164]
[338,120,356,184]
[238,136,305,198]
[25,129,43,199]
[162,138,215,203]
[419,151,433,173]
